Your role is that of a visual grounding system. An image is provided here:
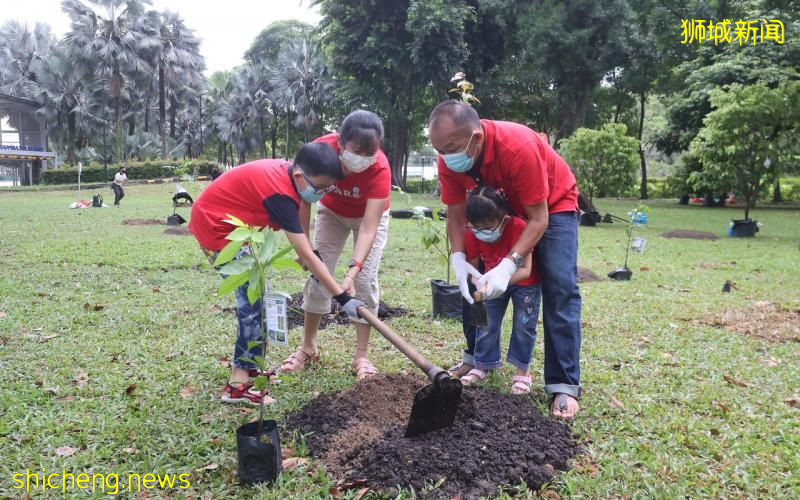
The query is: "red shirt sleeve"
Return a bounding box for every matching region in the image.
[509,139,549,207]
[437,156,470,206]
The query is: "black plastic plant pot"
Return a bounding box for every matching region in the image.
[390,208,433,219]
[608,267,633,281]
[236,420,282,486]
[731,219,758,238]
[167,213,187,226]
[579,211,600,227]
[431,279,462,319]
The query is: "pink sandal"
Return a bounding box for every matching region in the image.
[460,368,489,386]
[280,348,320,373]
[510,375,532,395]
[352,358,378,380]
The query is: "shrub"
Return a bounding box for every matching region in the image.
[41,160,220,184]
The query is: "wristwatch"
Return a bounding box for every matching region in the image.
[506,251,524,269]
[348,259,363,270]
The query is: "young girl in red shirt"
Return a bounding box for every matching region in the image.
[459,187,541,394]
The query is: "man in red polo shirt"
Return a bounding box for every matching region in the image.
[428,100,581,418]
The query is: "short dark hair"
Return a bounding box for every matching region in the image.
[466,186,507,226]
[339,110,384,152]
[294,142,344,180]
[428,100,481,130]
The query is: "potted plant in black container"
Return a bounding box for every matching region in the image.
[412,206,461,319]
[214,215,301,485]
[608,205,648,281]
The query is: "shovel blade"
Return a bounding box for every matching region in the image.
[470,301,487,326]
[405,377,462,437]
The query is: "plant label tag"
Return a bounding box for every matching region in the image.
[632,237,647,254]
[263,292,288,346]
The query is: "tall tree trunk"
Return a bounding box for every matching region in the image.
[128,114,135,136]
[271,123,278,159]
[67,111,76,165]
[638,91,648,200]
[159,61,166,158]
[144,98,150,132]
[169,94,177,138]
[222,143,227,165]
[259,116,267,158]
[112,62,124,163]
[772,179,782,202]
[229,144,234,165]
[285,109,290,160]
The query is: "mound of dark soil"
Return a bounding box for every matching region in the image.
[284,374,578,498]
[577,266,603,283]
[163,227,192,236]
[122,218,164,226]
[286,293,407,330]
[660,229,718,240]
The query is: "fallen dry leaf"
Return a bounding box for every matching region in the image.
[44,386,59,395]
[218,356,232,368]
[179,386,197,399]
[74,372,89,389]
[329,486,343,498]
[723,374,750,388]
[210,438,223,446]
[754,300,771,308]
[208,305,222,314]
[281,447,295,459]
[195,463,218,472]
[541,491,561,500]
[125,383,138,396]
[764,357,780,367]
[639,266,650,271]
[56,446,77,457]
[0,311,7,318]
[353,487,370,500]
[83,303,105,312]
[39,334,60,343]
[609,395,624,409]
[166,352,179,360]
[123,447,137,454]
[712,400,731,414]
[785,397,799,408]
[152,288,161,293]
[281,457,308,471]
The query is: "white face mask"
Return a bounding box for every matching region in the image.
[341,150,376,173]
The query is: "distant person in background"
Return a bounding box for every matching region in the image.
[210,166,222,181]
[111,167,127,206]
[173,183,194,206]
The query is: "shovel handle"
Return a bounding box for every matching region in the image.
[473,291,484,303]
[357,306,435,376]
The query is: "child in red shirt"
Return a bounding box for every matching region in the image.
[460,187,541,394]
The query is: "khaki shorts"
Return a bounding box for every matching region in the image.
[302,205,390,323]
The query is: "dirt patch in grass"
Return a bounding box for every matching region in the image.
[694,301,800,343]
[284,374,578,498]
[122,218,164,226]
[577,266,604,283]
[661,229,718,240]
[286,292,407,330]
[163,227,192,236]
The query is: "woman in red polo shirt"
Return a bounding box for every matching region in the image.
[190,142,365,405]
[280,110,391,380]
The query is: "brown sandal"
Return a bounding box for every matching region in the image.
[279,348,320,373]
[352,358,378,380]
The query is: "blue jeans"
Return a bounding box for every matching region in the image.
[458,211,582,398]
[536,211,582,398]
[473,285,540,371]
[203,246,264,369]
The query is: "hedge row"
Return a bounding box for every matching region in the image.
[41,160,219,184]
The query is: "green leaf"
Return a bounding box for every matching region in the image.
[218,255,256,276]
[246,341,262,350]
[271,255,302,271]
[239,357,257,366]
[217,272,249,296]
[253,356,265,369]
[266,244,295,265]
[213,239,245,267]
[246,266,262,305]
[250,230,265,244]
[222,214,247,227]
[258,231,277,264]
[252,376,268,391]
[225,227,252,242]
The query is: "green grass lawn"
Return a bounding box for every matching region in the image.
[1,183,798,498]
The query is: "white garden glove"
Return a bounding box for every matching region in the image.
[451,252,483,304]
[477,258,517,300]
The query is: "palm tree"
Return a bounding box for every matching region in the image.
[26,45,104,165]
[61,0,160,161]
[157,10,205,157]
[213,84,256,165]
[270,39,333,153]
[0,20,55,97]
[236,63,274,158]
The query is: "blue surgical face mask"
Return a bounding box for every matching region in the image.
[299,186,324,203]
[471,219,505,243]
[442,133,477,173]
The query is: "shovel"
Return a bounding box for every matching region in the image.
[357,306,462,437]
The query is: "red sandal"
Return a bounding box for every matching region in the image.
[221,380,276,406]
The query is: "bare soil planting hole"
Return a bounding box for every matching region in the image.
[163,227,192,236]
[122,218,164,226]
[694,301,800,343]
[284,374,579,498]
[286,292,407,330]
[577,266,604,282]
[660,229,718,240]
